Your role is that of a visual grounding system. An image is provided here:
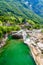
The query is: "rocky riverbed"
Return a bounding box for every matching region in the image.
[24,29,43,65]
[0,29,43,65]
[0,34,8,48]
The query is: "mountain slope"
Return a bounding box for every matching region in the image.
[21,0,43,17]
[0,0,43,24]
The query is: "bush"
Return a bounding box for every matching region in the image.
[14,25,21,31]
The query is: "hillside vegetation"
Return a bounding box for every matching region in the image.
[0,0,43,24]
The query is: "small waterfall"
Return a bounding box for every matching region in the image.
[17,30,30,45]
[17,29,27,40]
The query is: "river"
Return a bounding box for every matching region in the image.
[0,35,36,65]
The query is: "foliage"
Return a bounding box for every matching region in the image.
[0,31,3,38]
[0,0,43,24]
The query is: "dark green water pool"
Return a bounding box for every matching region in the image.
[0,37,36,65]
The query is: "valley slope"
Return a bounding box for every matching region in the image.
[0,0,43,24]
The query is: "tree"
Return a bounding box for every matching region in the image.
[22,18,26,24]
[33,24,40,29]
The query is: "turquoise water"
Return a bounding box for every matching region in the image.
[0,36,36,65]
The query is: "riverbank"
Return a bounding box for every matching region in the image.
[30,44,43,65]
[0,34,8,48]
[24,29,43,65]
